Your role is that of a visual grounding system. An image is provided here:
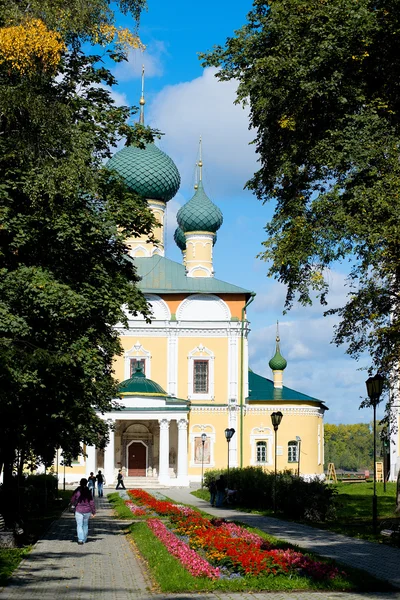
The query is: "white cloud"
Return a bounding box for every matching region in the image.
[147,67,257,197]
[114,41,167,82]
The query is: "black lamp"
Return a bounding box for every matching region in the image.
[270,411,283,513]
[224,428,235,487]
[366,374,384,534]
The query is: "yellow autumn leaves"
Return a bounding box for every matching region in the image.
[0,18,142,75]
[0,19,65,74]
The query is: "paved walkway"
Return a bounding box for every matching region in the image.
[0,489,399,600]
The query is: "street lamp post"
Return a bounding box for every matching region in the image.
[201,433,207,488]
[296,435,301,477]
[366,374,384,534]
[271,411,283,513]
[224,428,235,488]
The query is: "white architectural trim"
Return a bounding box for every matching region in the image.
[176,419,189,485]
[187,265,213,278]
[188,344,215,401]
[129,244,151,258]
[176,294,231,321]
[167,325,178,396]
[228,332,239,401]
[250,426,273,466]
[124,341,151,380]
[158,418,170,484]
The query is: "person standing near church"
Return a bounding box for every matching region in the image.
[116,469,126,490]
[96,470,105,497]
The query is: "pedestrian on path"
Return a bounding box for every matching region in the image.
[96,470,105,497]
[70,478,95,545]
[215,474,226,507]
[88,471,96,496]
[116,469,126,489]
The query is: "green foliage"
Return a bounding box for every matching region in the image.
[0,0,154,480]
[324,422,388,471]
[204,467,336,521]
[202,0,400,396]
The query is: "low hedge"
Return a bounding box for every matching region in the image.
[204,467,336,522]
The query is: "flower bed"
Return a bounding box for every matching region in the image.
[124,500,147,517]
[127,489,342,582]
[147,518,220,579]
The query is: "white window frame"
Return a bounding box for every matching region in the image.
[124,341,151,380]
[288,440,299,463]
[188,345,214,400]
[256,441,267,464]
[250,427,273,466]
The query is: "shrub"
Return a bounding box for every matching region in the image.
[204,468,336,522]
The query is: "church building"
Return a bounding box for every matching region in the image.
[63,87,329,487]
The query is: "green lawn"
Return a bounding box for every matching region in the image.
[192,481,399,542]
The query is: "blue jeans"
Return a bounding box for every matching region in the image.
[97,483,103,497]
[216,490,225,507]
[75,511,91,543]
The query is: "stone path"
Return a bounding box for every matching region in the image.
[0,489,399,600]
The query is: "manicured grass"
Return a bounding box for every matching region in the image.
[0,548,31,587]
[193,482,399,542]
[129,517,393,593]
[107,493,137,519]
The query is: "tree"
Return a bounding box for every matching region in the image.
[202,0,400,406]
[324,423,378,471]
[0,1,156,487]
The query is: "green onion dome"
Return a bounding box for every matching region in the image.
[118,365,167,396]
[174,227,186,251]
[176,181,223,233]
[269,337,287,371]
[107,143,180,202]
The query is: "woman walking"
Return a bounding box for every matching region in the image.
[71,478,96,545]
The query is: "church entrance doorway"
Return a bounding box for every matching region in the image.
[127,441,147,476]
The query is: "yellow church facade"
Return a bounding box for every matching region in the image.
[62,95,328,486]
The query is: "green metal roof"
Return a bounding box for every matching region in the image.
[177,181,223,233]
[247,370,328,408]
[174,227,186,251]
[132,255,251,296]
[118,365,167,396]
[107,143,180,202]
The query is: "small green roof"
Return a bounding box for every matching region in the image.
[269,337,287,371]
[177,181,223,233]
[119,365,167,396]
[132,255,252,296]
[247,370,327,408]
[107,143,180,202]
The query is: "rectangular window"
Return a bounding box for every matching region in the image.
[256,441,267,463]
[194,437,211,464]
[193,360,208,394]
[288,442,298,463]
[130,358,146,377]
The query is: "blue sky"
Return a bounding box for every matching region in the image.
[109,0,380,424]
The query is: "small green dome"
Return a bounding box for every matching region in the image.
[176,181,223,233]
[107,143,180,202]
[174,227,186,251]
[118,365,167,396]
[269,337,287,371]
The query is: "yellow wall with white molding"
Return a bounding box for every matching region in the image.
[177,336,230,402]
[115,336,168,387]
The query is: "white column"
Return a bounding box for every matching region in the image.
[176,419,189,485]
[104,425,115,486]
[85,444,96,478]
[158,418,170,485]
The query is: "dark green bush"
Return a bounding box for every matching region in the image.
[204,467,336,522]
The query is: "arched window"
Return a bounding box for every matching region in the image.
[256,441,267,464]
[288,441,299,463]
